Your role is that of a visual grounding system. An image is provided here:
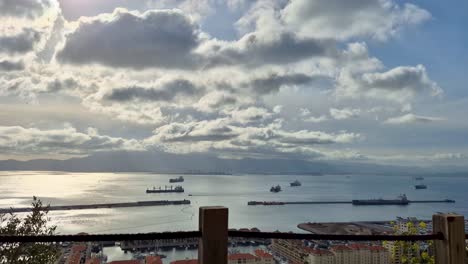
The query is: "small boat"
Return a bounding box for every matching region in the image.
[415,184,427,189]
[414,176,424,180]
[169,176,184,183]
[270,185,282,193]
[290,180,301,187]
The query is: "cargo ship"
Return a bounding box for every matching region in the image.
[146,186,184,193]
[415,184,427,189]
[169,176,184,183]
[352,194,409,206]
[290,180,301,187]
[248,201,285,205]
[270,185,282,193]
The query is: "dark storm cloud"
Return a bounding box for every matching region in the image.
[106,79,200,102]
[0,29,40,54]
[0,60,24,71]
[57,8,201,69]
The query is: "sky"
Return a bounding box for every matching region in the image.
[0,0,467,167]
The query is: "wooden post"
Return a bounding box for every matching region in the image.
[433,213,466,264]
[198,206,228,264]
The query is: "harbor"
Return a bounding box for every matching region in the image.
[0,200,191,213]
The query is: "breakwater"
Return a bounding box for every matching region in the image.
[0,200,191,213]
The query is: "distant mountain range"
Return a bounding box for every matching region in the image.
[0,151,466,176]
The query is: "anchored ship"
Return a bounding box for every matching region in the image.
[270,185,282,193]
[169,176,184,183]
[146,185,184,193]
[290,180,301,187]
[415,184,427,189]
[352,194,409,206]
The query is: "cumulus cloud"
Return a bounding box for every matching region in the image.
[330,108,361,120]
[281,0,431,40]
[150,119,237,143]
[105,79,201,102]
[0,60,24,71]
[56,8,336,70]
[0,0,52,18]
[57,8,201,69]
[201,31,336,68]
[0,125,143,156]
[246,72,315,94]
[0,29,40,54]
[383,113,445,125]
[337,63,442,103]
[146,118,360,158]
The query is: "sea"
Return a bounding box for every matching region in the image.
[1,171,466,262]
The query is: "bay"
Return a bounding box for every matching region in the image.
[0,171,466,235]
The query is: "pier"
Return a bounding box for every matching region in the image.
[0,200,191,213]
[247,199,455,206]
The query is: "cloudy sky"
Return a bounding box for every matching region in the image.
[0,0,467,167]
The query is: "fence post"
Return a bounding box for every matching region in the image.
[433,213,466,264]
[198,206,228,264]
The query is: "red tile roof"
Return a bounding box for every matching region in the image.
[71,244,87,252]
[254,249,273,259]
[108,261,141,264]
[146,256,163,264]
[348,244,370,250]
[170,260,198,264]
[66,252,82,264]
[303,248,334,256]
[369,246,387,251]
[331,245,351,251]
[228,253,259,260]
[85,258,101,264]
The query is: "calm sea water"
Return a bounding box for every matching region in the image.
[0,171,466,235]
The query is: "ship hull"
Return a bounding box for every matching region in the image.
[352,200,409,205]
[146,190,184,193]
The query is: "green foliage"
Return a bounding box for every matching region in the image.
[386,220,435,264]
[0,197,59,264]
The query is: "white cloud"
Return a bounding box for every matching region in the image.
[57,8,201,69]
[383,113,445,125]
[0,125,144,156]
[281,0,431,41]
[330,108,361,120]
[0,29,40,54]
[0,0,53,19]
[334,43,443,104]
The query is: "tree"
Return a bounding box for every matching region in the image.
[0,197,59,264]
[386,221,434,264]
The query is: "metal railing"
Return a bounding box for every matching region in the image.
[0,207,466,264]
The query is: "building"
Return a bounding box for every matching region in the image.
[254,249,274,264]
[348,244,370,264]
[108,261,141,264]
[304,248,335,264]
[170,260,198,264]
[84,258,101,264]
[146,256,163,264]
[65,244,88,264]
[330,245,353,264]
[369,246,390,264]
[271,238,308,263]
[228,253,261,264]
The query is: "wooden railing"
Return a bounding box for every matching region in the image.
[0,206,466,264]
